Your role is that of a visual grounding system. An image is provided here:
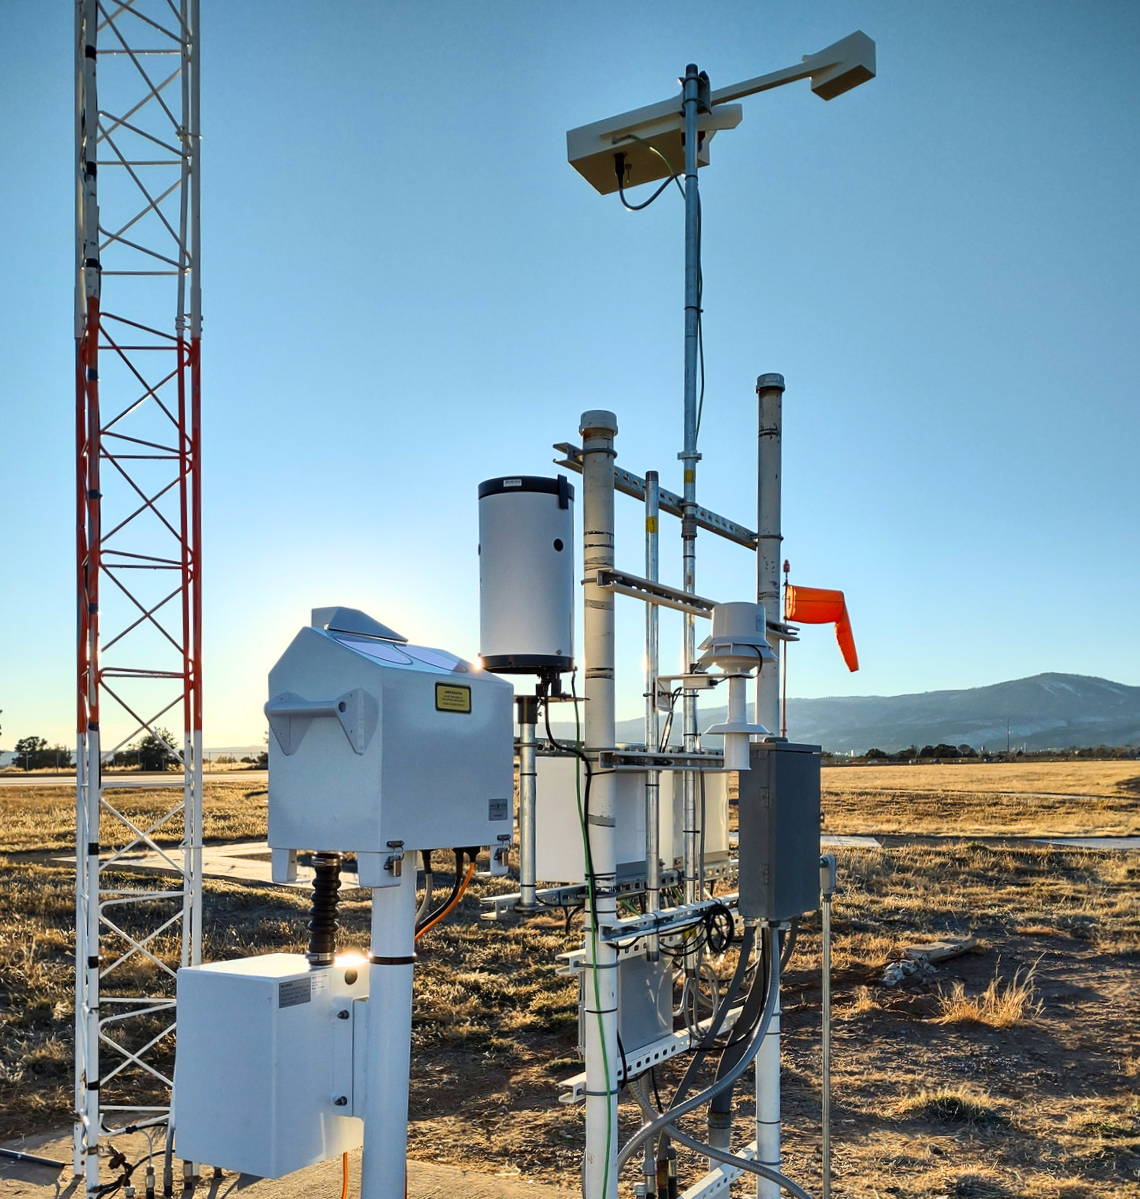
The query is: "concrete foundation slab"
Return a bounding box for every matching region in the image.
[1,1131,572,1198]
[51,841,366,891]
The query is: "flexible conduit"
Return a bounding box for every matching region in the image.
[617,924,780,1170]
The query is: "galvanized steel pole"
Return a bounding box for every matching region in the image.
[580,410,620,1199]
[644,471,661,958]
[755,373,786,1199]
[680,64,704,906]
[516,696,539,911]
[755,373,785,736]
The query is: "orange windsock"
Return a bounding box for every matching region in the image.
[784,585,859,672]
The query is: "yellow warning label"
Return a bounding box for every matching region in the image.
[683,469,695,484]
[435,683,472,714]
[646,516,658,534]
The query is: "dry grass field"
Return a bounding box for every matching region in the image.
[822,760,1140,837]
[1,763,1137,1197]
[0,780,267,854]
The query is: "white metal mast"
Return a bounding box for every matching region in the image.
[74,0,202,1190]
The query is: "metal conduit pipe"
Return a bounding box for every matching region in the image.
[667,923,759,1113]
[708,919,798,1147]
[707,934,770,1149]
[617,925,780,1171]
[628,1076,817,1199]
[516,696,539,911]
[652,1121,816,1199]
[635,1075,659,1196]
[644,471,662,960]
[660,921,759,1175]
[679,64,703,913]
[0,1148,69,1170]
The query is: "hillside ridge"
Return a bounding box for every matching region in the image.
[593,671,1140,754]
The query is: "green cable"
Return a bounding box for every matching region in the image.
[573,690,615,1188]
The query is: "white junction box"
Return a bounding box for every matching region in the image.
[175,953,366,1178]
[669,769,729,870]
[266,609,514,858]
[534,757,729,884]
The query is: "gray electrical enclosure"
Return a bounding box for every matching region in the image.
[731,741,822,921]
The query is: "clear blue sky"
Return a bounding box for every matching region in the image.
[2,1,1138,751]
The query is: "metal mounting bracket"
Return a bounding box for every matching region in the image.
[264,688,378,756]
[595,568,718,618]
[554,442,758,548]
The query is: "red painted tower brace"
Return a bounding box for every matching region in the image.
[74,1,202,1191]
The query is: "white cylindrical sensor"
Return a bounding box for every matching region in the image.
[478,475,574,675]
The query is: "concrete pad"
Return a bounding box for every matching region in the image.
[821,834,881,848]
[50,842,366,892]
[0,1132,572,1198]
[1033,835,1140,851]
[904,935,977,963]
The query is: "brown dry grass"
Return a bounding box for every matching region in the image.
[891,1084,1008,1125]
[932,962,1042,1027]
[1,767,1138,1196]
[822,760,1140,836]
[827,760,1140,797]
[0,781,268,854]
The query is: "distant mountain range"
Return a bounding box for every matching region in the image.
[5,674,1137,768]
[582,673,1140,755]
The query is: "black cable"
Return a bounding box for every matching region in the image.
[614,151,679,212]
[539,685,606,938]
[90,1147,141,1197]
[704,902,734,954]
[542,682,600,931]
[619,173,676,211]
[659,932,708,961]
[779,916,801,972]
[706,927,780,1138]
[414,849,465,936]
[719,931,772,1050]
[655,903,733,966]
[563,902,584,935]
[532,887,589,935]
[658,687,682,752]
[616,1029,631,1092]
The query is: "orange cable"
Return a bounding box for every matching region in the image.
[340,1151,349,1199]
[415,860,476,941]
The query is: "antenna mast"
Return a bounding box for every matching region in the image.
[74,0,202,1189]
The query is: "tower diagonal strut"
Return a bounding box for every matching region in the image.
[74,0,202,1189]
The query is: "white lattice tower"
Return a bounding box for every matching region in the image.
[74,0,202,1188]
